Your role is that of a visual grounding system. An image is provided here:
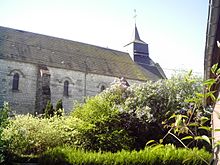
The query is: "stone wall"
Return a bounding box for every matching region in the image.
[0,59,38,114]
[49,67,115,113]
[49,67,84,112]
[0,59,146,114]
[45,67,142,113]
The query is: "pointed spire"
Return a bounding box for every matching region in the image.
[134,24,141,41]
[124,11,146,47]
[124,23,146,47]
[133,9,141,41]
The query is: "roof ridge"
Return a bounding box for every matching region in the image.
[0,26,127,54]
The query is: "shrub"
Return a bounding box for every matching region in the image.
[55,99,63,110]
[71,73,205,151]
[1,114,84,158]
[44,100,64,118]
[39,145,212,165]
[125,72,202,124]
[44,101,54,118]
[55,99,63,117]
[0,102,10,163]
[158,70,216,150]
[72,96,137,152]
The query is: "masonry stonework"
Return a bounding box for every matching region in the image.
[0,58,143,114]
[0,59,38,114]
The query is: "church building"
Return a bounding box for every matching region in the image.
[0,25,166,114]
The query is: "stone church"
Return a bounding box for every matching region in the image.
[0,25,166,114]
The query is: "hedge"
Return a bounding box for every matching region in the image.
[39,145,212,165]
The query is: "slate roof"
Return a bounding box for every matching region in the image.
[138,64,166,81]
[0,26,163,81]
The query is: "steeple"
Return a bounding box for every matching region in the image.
[132,9,145,44]
[134,24,141,41]
[124,24,166,80]
[132,24,146,44]
[124,24,150,62]
[124,12,166,80]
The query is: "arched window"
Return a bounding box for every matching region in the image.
[12,73,19,90]
[100,85,106,92]
[63,80,69,96]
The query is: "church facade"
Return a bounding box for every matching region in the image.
[0,25,165,114]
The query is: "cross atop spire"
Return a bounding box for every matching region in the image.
[124,11,146,47]
[133,10,142,42]
[133,9,137,24]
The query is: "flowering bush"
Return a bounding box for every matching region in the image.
[72,73,206,149]
[1,115,83,156]
[70,73,202,151]
[99,73,202,124]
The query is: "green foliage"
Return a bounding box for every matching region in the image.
[162,112,211,149]
[1,114,83,158]
[44,100,64,118]
[152,69,220,153]
[55,99,63,110]
[0,102,10,126]
[72,95,119,123]
[0,102,10,163]
[71,73,207,151]
[44,101,54,118]
[55,99,63,117]
[72,96,141,152]
[39,145,212,165]
[124,72,202,124]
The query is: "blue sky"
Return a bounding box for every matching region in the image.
[0,0,209,77]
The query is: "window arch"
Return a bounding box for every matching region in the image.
[12,73,19,90]
[100,85,106,92]
[63,80,69,96]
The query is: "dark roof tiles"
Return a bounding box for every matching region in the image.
[0,26,150,81]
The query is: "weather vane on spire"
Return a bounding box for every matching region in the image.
[133,9,137,24]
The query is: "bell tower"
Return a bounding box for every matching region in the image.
[124,13,166,80]
[124,24,153,66]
